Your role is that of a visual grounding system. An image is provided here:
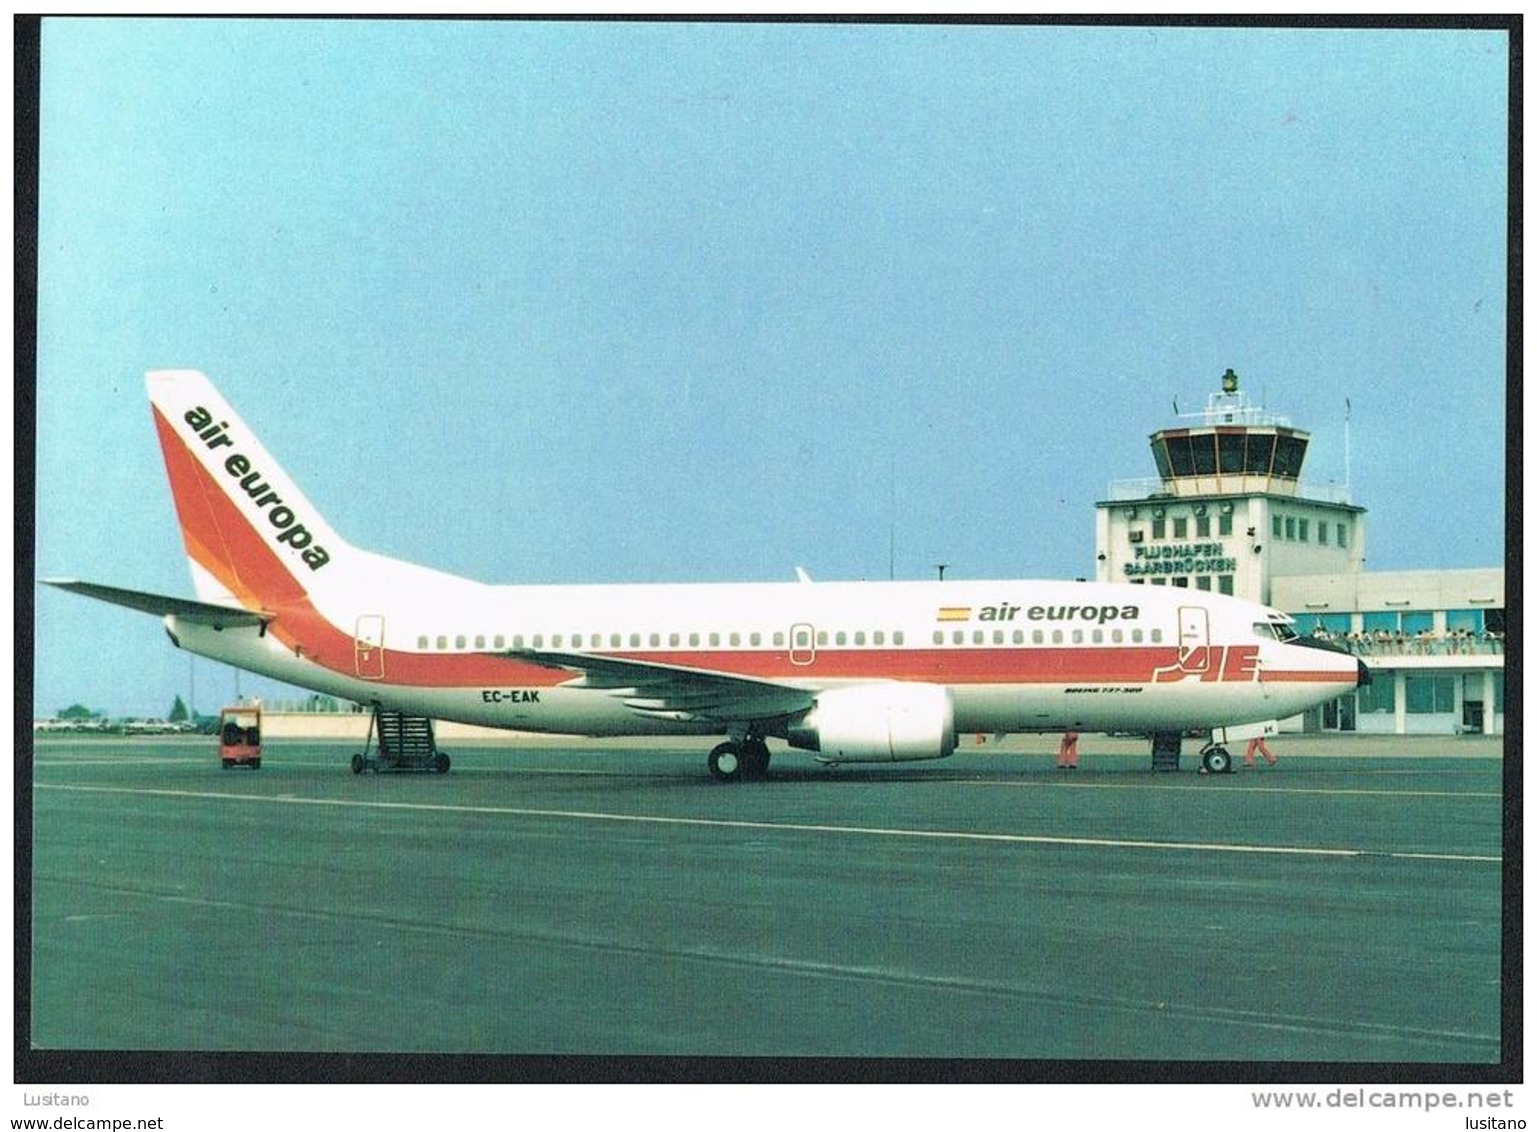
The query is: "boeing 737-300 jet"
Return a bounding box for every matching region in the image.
[44,370,1369,780]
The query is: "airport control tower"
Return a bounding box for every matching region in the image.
[1094,369,1366,605]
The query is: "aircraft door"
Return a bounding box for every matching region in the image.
[1177,606,1210,674]
[355,614,386,680]
[789,623,816,666]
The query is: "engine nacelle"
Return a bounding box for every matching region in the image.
[786,682,957,763]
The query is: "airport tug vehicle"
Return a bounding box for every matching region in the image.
[218,704,262,769]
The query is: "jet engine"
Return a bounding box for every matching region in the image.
[786,682,957,763]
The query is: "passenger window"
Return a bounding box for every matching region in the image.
[689,632,700,647]
[730,632,741,647]
[650,633,661,647]
[750,632,761,647]
[817,632,828,646]
[952,630,965,645]
[973,630,984,645]
[710,633,721,647]
[854,631,866,646]
[933,630,944,645]
[611,634,622,648]
[1033,630,1044,644]
[513,635,524,649]
[1132,629,1143,643]
[1092,629,1103,644]
[835,631,847,646]
[630,633,641,647]
[1052,630,1064,644]
[572,634,583,648]
[670,633,681,647]
[417,636,428,649]
[531,634,542,648]
[993,630,1004,645]
[1013,630,1024,644]
[774,632,785,647]
[873,630,885,646]
[494,635,505,649]
[552,635,563,648]
[893,631,904,646]
[1151,629,1163,643]
[1072,630,1084,644]
[432,636,445,650]
[1112,629,1123,643]
[475,635,486,649]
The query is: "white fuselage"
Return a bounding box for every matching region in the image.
[168,575,1357,738]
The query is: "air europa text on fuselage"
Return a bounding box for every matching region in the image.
[182,405,332,570]
[939,604,1142,624]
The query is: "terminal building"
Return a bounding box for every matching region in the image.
[1094,370,1505,736]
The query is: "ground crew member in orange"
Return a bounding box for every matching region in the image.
[1057,730,1080,770]
[1244,735,1278,768]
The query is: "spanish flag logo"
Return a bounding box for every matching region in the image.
[937,607,972,622]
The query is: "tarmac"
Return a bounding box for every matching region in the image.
[27,732,1507,1074]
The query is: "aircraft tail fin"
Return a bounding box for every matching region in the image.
[146,369,354,612]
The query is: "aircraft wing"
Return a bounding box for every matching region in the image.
[508,649,814,724]
[40,579,272,629]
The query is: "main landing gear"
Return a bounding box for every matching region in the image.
[707,737,771,782]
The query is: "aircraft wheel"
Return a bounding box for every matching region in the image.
[708,742,744,782]
[351,753,365,774]
[741,739,771,778]
[1201,746,1232,775]
[435,753,451,774]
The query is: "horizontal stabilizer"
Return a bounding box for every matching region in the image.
[40,579,270,629]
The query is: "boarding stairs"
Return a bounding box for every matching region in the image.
[352,707,450,774]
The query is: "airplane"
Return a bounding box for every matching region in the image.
[44,370,1369,780]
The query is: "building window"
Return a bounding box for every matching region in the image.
[1173,517,1188,538]
[1336,523,1347,548]
[1172,576,1188,587]
[1298,519,1309,542]
[1152,517,1166,540]
[1285,517,1296,540]
[1195,514,1210,537]
[1196,575,1211,591]
[1318,522,1327,545]
[1273,515,1283,538]
[1406,675,1455,714]
[1357,678,1395,714]
[1219,513,1233,536]
[1218,575,1234,595]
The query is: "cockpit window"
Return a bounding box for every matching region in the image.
[1253,620,1299,643]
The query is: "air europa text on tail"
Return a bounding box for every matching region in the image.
[183,405,332,570]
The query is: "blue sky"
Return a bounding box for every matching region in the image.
[31,19,1509,718]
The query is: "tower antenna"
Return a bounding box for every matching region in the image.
[1345,397,1353,498]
